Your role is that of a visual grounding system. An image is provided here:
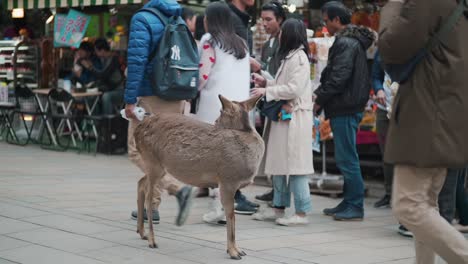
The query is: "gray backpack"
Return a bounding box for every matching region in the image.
[141,8,199,101]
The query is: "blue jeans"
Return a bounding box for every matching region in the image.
[272,175,312,214]
[330,113,364,209]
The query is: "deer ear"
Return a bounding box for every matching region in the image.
[240,94,263,111]
[219,95,234,110]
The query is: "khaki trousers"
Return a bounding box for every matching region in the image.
[393,165,468,264]
[127,96,185,208]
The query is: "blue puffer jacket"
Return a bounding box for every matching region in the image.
[124,0,182,104]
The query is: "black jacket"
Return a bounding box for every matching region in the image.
[315,25,375,118]
[228,3,252,53]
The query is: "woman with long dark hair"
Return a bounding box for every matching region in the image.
[196,2,251,225]
[251,18,313,226]
[195,2,249,124]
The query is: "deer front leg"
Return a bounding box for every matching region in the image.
[219,184,246,260]
[145,173,158,248]
[136,176,147,240]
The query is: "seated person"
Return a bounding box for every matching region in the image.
[72,41,99,87]
[80,38,125,115]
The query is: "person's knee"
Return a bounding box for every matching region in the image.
[392,199,423,226]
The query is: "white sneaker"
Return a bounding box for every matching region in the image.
[202,195,226,225]
[275,215,309,226]
[252,208,284,221]
[202,209,226,225]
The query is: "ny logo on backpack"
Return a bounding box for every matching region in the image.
[141,8,199,101]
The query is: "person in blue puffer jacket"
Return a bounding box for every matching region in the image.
[124,0,195,226]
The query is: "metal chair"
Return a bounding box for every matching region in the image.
[0,101,19,143]
[12,84,51,145]
[46,88,82,150]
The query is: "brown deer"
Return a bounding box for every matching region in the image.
[134,95,265,260]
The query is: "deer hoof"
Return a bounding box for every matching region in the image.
[227,249,243,260]
[149,242,158,248]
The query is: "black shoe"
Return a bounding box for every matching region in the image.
[234,200,258,215]
[175,186,196,226]
[255,189,274,202]
[398,225,413,238]
[131,209,160,224]
[323,201,347,216]
[374,195,391,208]
[333,206,364,221]
[236,193,260,208]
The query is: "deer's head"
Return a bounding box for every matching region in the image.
[215,94,262,131]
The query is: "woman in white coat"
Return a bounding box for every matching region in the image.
[251,18,314,226]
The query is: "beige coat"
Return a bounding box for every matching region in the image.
[379,0,468,168]
[259,48,314,176]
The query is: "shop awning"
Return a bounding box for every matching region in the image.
[4,0,143,9]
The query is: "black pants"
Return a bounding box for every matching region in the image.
[376,109,394,196]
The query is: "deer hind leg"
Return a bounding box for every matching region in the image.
[136,175,147,240]
[219,183,246,260]
[144,163,165,249]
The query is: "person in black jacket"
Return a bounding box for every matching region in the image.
[228,0,254,53]
[314,1,374,221]
[81,38,124,115]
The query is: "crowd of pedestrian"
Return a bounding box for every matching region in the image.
[122,0,468,263]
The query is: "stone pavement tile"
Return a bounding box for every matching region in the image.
[259,247,323,261]
[0,257,21,263]
[7,228,117,254]
[376,258,416,264]
[332,226,400,239]
[352,236,413,249]
[293,232,357,245]
[369,246,415,260]
[89,229,204,255]
[0,236,30,251]
[166,246,282,264]
[236,236,308,251]
[251,251,319,264]
[0,217,41,235]
[0,203,52,219]
[25,214,121,235]
[295,241,375,256]
[307,251,392,264]
[0,244,105,264]
[82,245,198,264]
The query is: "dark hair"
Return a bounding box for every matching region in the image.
[194,15,206,41]
[261,1,287,24]
[205,2,247,60]
[94,37,110,51]
[321,1,351,25]
[79,41,94,53]
[181,7,195,21]
[277,18,310,62]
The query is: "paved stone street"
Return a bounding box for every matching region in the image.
[0,142,462,264]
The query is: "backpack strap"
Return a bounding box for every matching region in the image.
[139,7,169,27]
[427,0,468,50]
[138,8,171,64]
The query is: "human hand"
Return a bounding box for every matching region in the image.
[313,104,321,115]
[250,58,261,73]
[125,104,137,120]
[251,73,266,88]
[376,90,386,106]
[80,60,93,69]
[250,88,266,97]
[281,104,293,114]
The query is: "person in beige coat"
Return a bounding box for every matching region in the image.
[379,0,468,263]
[251,18,314,226]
